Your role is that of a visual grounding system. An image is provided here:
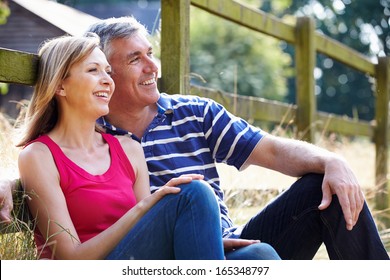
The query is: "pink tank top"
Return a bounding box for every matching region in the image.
[28,133,137,259]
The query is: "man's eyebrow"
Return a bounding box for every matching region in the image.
[126,51,141,59]
[126,47,153,59]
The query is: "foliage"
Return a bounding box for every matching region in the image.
[189,7,292,101]
[0,0,10,25]
[0,83,8,95]
[258,0,389,121]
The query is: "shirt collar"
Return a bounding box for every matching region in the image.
[156,92,173,114]
[96,116,133,137]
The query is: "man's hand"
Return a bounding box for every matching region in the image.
[0,179,15,223]
[318,157,364,231]
[223,238,261,252]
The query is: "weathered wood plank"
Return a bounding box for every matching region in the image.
[295,17,316,142]
[191,0,296,43]
[160,0,191,94]
[316,112,373,138]
[0,48,38,85]
[374,57,390,219]
[191,85,296,124]
[191,85,374,137]
[191,0,376,76]
[315,34,375,76]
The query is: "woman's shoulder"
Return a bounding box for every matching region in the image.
[19,140,51,159]
[18,139,57,179]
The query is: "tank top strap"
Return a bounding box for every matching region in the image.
[101,133,135,180]
[28,134,72,187]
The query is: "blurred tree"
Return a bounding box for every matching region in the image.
[0,0,10,25]
[190,7,292,101]
[259,0,389,121]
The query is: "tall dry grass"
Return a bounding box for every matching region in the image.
[0,112,37,259]
[0,111,389,259]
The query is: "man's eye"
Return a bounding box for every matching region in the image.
[130,57,140,64]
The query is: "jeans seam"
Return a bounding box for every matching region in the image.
[272,205,321,259]
[319,211,343,259]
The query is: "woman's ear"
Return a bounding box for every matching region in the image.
[55,84,66,96]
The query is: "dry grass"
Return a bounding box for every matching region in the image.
[0,113,37,260]
[0,112,389,259]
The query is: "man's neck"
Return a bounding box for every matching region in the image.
[107,104,158,139]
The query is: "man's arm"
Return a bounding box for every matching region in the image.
[0,178,18,223]
[243,134,364,231]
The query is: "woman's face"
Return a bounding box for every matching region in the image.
[59,47,115,119]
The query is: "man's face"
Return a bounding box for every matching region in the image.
[108,32,160,109]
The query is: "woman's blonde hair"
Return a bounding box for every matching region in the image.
[16,34,100,147]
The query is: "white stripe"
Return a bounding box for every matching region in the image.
[205,109,224,139]
[142,132,204,146]
[150,176,220,190]
[151,163,216,176]
[146,148,210,161]
[152,116,204,131]
[212,119,233,159]
[173,100,205,110]
[223,126,251,162]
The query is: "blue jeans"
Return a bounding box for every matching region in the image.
[106,180,224,259]
[240,173,389,260]
[225,242,281,260]
[105,180,281,260]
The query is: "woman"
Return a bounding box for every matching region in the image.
[16,34,226,259]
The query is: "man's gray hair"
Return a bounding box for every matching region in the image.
[86,16,149,58]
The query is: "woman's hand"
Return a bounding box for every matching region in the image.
[138,174,205,210]
[0,179,16,223]
[163,174,204,187]
[223,238,261,252]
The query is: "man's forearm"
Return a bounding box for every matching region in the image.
[247,134,342,177]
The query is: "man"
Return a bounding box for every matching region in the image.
[1,16,389,259]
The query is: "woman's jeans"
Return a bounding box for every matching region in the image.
[105,180,281,260]
[240,173,389,260]
[106,180,224,260]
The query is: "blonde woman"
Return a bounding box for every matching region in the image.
[16,35,226,259]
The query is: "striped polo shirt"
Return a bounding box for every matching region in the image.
[97,93,266,237]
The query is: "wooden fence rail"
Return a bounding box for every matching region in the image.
[0,0,389,232]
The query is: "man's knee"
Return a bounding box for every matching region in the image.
[300,173,324,185]
[293,173,324,194]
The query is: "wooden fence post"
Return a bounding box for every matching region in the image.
[295,17,316,142]
[160,0,190,95]
[375,56,390,226]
